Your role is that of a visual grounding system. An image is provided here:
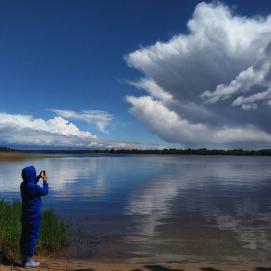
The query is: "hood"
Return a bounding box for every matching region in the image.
[22,166,37,183]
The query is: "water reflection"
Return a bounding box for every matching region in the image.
[123,156,271,262]
[1,155,271,263]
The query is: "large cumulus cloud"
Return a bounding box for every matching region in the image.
[125,2,271,148]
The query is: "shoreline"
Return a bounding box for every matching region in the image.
[1,257,271,271]
[0,151,63,161]
[2,146,271,157]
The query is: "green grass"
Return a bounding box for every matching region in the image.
[0,199,71,262]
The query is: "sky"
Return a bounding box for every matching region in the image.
[1,0,271,149]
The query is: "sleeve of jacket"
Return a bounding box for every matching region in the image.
[28,181,49,196]
[35,174,41,184]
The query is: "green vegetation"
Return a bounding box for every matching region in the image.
[2,146,271,156]
[0,199,71,263]
[0,149,63,161]
[0,147,14,152]
[0,151,36,161]
[39,209,71,253]
[0,199,21,262]
[26,148,271,156]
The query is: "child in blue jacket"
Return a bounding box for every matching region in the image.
[20,166,49,268]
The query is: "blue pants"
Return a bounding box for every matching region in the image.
[20,215,41,257]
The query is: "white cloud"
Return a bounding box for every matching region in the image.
[128,78,172,101]
[232,89,271,108]
[51,109,113,133]
[0,112,154,149]
[240,103,258,111]
[201,62,271,104]
[0,112,96,147]
[125,1,271,148]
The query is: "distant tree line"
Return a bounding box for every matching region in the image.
[2,147,270,156]
[0,147,14,152]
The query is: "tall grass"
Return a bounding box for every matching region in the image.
[0,199,21,261]
[38,209,71,252]
[0,199,71,262]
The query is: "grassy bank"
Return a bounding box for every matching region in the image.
[0,199,71,262]
[0,151,63,161]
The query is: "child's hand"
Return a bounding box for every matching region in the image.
[43,174,48,181]
[40,171,48,181]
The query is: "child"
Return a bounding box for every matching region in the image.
[20,166,49,268]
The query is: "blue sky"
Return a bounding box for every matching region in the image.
[1,0,271,149]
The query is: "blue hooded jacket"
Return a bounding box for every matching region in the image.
[20,166,49,218]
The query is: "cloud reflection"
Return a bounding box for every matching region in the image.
[124,156,271,259]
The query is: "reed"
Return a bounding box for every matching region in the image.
[0,199,71,262]
[0,151,63,161]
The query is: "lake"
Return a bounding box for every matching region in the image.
[1,154,271,263]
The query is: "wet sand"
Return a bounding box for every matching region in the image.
[1,257,271,271]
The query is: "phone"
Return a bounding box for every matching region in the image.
[41,170,46,177]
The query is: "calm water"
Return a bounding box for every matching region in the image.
[1,154,271,263]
